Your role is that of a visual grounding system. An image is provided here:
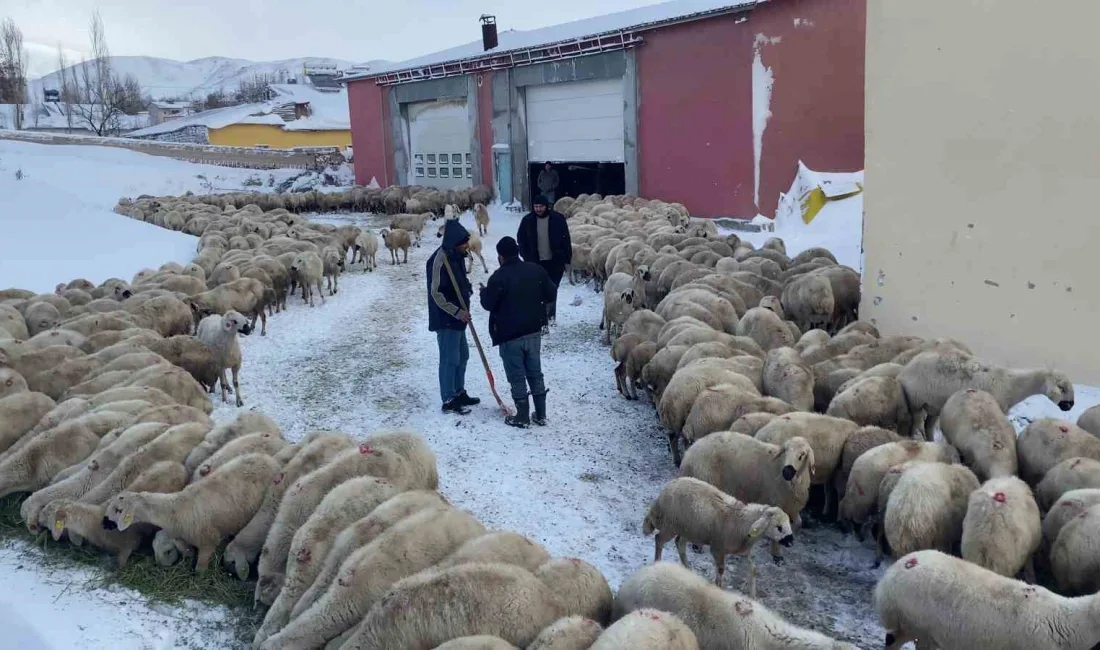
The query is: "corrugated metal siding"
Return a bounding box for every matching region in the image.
[407,98,473,189]
[525,78,625,162]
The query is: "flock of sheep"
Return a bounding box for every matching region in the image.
[554,191,1100,649]
[4,177,1100,649]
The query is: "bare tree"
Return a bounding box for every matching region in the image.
[56,43,76,132]
[0,17,29,129]
[72,10,128,136]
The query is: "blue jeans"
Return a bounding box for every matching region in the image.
[436,328,469,403]
[498,333,546,401]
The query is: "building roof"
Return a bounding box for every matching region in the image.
[343,0,761,82]
[149,100,194,110]
[126,83,350,138]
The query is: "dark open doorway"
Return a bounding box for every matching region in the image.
[528,162,625,206]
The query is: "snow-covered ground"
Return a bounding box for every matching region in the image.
[2,140,1098,649]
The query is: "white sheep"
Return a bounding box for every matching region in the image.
[1077,405,1100,437]
[679,431,814,529]
[105,452,279,572]
[81,422,210,506]
[47,499,145,567]
[0,367,28,399]
[0,391,55,456]
[527,616,604,650]
[253,476,402,647]
[960,476,1040,580]
[755,413,858,518]
[340,559,611,650]
[435,637,519,650]
[1042,488,1100,552]
[258,506,487,649]
[435,530,552,572]
[184,411,282,474]
[643,477,793,597]
[1035,456,1100,510]
[938,388,1017,480]
[881,462,979,561]
[590,610,698,650]
[897,349,1074,440]
[192,431,288,482]
[352,231,379,271]
[614,562,859,650]
[0,416,109,499]
[1017,418,1100,484]
[380,228,412,265]
[761,347,813,411]
[680,382,794,448]
[874,549,1100,650]
[826,376,912,435]
[474,203,490,236]
[290,252,324,307]
[736,307,795,352]
[196,310,250,406]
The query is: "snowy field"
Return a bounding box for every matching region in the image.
[1,140,1099,649]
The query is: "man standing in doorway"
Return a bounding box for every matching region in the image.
[537,162,559,205]
[517,194,571,328]
[427,219,480,415]
[479,236,556,427]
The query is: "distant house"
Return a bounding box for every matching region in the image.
[148,101,197,125]
[126,83,351,149]
[0,103,148,135]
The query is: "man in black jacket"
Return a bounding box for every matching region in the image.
[516,194,571,329]
[479,236,556,428]
[426,219,479,415]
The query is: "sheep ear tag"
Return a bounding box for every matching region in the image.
[122,512,133,527]
[53,519,64,534]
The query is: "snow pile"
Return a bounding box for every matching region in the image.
[0,139,296,293]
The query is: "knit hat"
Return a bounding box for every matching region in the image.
[533,194,550,208]
[496,236,520,259]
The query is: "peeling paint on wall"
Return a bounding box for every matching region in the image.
[752,34,780,210]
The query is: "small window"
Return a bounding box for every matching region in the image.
[414,153,424,164]
[427,167,437,178]
[452,153,462,164]
[415,166,425,177]
[465,153,472,164]
[452,167,462,177]
[440,167,450,178]
[427,153,436,164]
[465,167,474,178]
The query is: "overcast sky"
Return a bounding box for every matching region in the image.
[10,0,663,75]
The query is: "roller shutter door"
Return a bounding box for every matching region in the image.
[525,78,625,163]
[408,99,473,189]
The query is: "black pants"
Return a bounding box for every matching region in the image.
[538,260,565,322]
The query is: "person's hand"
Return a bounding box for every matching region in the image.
[478,282,485,290]
[457,310,472,324]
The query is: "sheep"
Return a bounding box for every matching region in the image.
[780,274,835,333]
[24,302,61,337]
[255,434,437,605]
[755,413,859,518]
[436,638,519,650]
[322,246,344,296]
[253,476,403,647]
[474,203,490,236]
[680,383,794,447]
[834,426,903,502]
[340,560,611,650]
[436,531,553,572]
[24,355,107,401]
[380,228,412,265]
[47,499,145,567]
[224,432,355,581]
[0,391,55,455]
[960,476,1040,580]
[729,412,781,436]
[622,309,666,342]
[196,310,250,407]
[465,232,489,274]
[602,280,638,344]
[660,362,760,462]
[837,440,961,530]
[611,334,648,399]
[286,251,324,307]
[881,462,980,561]
[1042,489,1100,552]
[615,562,859,650]
[643,477,793,597]
[353,231,379,271]
[527,617,603,650]
[679,432,814,529]
[897,349,1074,440]
[1035,457,1100,510]
[23,328,87,352]
[1017,418,1100,488]
[119,364,213,414]
[258,506,488,650]
[80,422,209,506]
[0,304,29,340]
[874,549,1100,650]
[184,411,281,473]
[290,490,451,621]
[192,431,288,481]
[105,452,280,572]
[1,344,86,381]
[0,416,106,499]
[123,295,193,337]
[590,610,698,650]
[826,376,911,435]
[735,307,795,352]
[87,385,177,411]
[761,347,813,412]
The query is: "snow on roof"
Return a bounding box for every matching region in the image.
[126,83,349,137]
[345,0,760,81]
[149,100,194,109]
[0,103,147,131]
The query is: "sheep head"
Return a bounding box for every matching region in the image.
[105,492,140,531]
[222,310,251,336]
[50,503,74,541]
[1045,371,1075,411]
[775,436,815,482]
[748,506,795,547]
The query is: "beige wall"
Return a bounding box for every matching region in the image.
[862,0,1100,384]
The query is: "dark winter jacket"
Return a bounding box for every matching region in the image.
[426,220,473,332]
[479,257,557,346]
[516,210,572,267]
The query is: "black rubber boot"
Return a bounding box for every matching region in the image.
[532,392,547,426]
[505,397,530,428]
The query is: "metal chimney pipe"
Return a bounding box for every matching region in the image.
[480,15,498,51]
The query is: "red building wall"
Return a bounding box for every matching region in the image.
[637,0,865,217]
[347,80,393,187]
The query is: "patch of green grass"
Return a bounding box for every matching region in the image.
[0,493,261,643]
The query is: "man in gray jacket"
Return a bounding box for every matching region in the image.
[536,162,560,205]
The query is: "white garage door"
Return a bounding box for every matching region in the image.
[526,78,625,163]
[408,99,472,189]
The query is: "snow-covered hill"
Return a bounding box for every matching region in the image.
[27,56,391,101]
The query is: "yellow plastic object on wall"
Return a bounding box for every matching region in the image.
[802,180,863,224]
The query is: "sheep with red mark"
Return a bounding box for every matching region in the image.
[960,476,1041,579]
